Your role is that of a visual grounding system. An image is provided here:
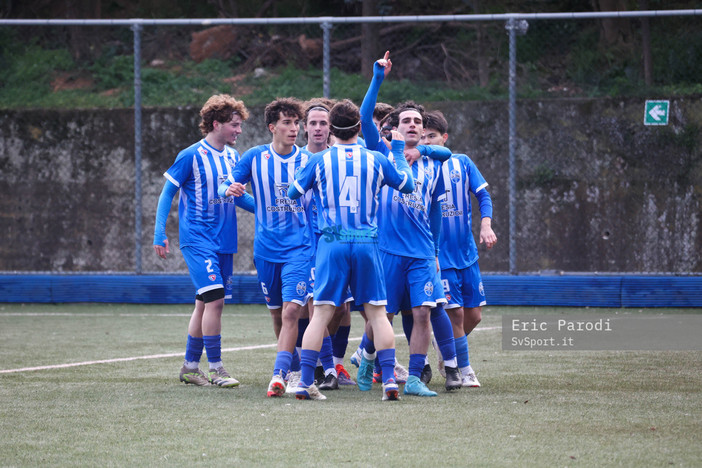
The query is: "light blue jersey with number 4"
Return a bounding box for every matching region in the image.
[291,143,412,236]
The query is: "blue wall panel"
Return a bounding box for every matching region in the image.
[1,274,700,307]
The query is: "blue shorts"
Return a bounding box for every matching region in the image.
[441,263,486,309]
[181,246,230,297]
[254,256,311,309]
[313,238,385,307]
[381,251,446,314]
[310,234,353,304]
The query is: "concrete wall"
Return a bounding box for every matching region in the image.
[1,96,700,274]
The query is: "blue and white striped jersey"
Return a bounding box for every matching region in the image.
[438,153,489,269]
[377,155,445,260]
[229,144,313,262]
[292,143,412,238]
[163,139,241,254]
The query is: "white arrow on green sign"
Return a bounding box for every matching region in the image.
[644,100,669,126]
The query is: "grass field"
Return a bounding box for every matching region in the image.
[1,303,700,467]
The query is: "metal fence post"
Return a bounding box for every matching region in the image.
[505,17,528,275]
[506,17,517,275]
[132,22,143,274]
[321,20,332,98]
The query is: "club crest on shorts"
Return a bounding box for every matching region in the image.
[208,274,216,281]
[296,281,307,296]
[424,281,434,296]
[479,281,485,296]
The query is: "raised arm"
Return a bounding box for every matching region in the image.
[360,51,392,153]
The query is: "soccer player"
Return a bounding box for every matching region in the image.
[423,110,497,387]
[288,98,415,401]
[359,52,462,396]
[218,97,313,398]
[373,102,394,133]
[153,94,253,388]
[295,99,356,390]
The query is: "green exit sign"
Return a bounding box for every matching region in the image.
[644,100,669,125]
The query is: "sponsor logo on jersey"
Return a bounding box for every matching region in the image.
[208,274,216,281]
[424,281,434,296]
[275,183,289,197]
[263,150,271,160]
[346,150,354,159]
[198,147,209,158]
[296,281,307,296]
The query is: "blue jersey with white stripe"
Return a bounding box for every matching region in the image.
[301,145,323,250]
[229,144,313,262]
[164,139,241,253]
[438,153,488,269]
[378,155,445,260]
[293,143,411,238]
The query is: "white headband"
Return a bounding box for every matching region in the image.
[331,121,360,130]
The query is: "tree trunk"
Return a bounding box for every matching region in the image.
[592,0,632,45]
[361,0,379,79]
[472,1,490,88]
[640,0,653,86]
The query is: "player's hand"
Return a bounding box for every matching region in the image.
[403,146,421,166]
[381,129,402,150]
[153,239,170,259]
[226,182,246,197]
[376,50,392,78]
[480,219,497,249]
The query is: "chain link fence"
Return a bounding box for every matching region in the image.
[1,11,700,275]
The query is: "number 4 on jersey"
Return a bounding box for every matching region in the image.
[338,176,359,213]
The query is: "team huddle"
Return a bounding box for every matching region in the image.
[153,51,497,401]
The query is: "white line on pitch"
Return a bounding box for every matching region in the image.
[0,326,501,375]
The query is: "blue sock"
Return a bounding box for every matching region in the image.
[300,349,319,387]
[377,348,396,384]
[431,304,457,361]
[455,334,469,368]
[297,318,309,347]
[409,353,425,378]
[290,348,301,372]
[402,313,414,345]
[184,335,204,363]
[319,336,334,372]
[273,351,293,378]
[332,325,350,359]
[360,332,376,354]
[203,334,221,364]
[374,356,381,375]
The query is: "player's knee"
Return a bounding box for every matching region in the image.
[412,306,431,324]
